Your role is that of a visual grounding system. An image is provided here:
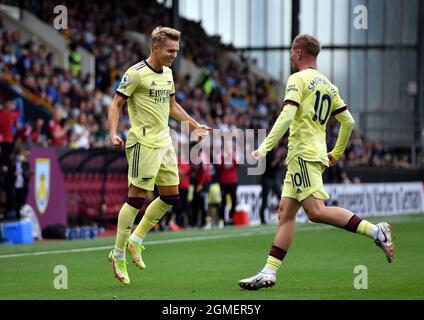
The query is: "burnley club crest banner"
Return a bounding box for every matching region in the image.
[35,158,51,214]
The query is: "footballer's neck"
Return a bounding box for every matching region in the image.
[298,60,317,71]
[146,56,164,72]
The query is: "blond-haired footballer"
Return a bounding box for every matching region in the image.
[108,26,210,285]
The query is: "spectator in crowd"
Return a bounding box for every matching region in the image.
[259,145,285,225]
[70,113,90,149]
[190,144,211,228]
[393,154,414,170]
[217,144,239,225]
[30,118,48,147]
[204,164,223,229]
[352,177,362,184]
[340,172,352,184]
[48,110,68,147]
[0,99,20,166]
[8,147,30,220]
[175,152,191,228]
[69,42,82,77]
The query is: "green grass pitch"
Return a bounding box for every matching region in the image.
[1,214,423,300]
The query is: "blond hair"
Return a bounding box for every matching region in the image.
[292,34,321,57]
[151,26,181,46]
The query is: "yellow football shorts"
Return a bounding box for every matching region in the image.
[126,143,179,191]
[208,182,222,205]
[281,156,329,202]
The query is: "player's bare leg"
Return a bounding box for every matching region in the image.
[301,196,351,227]
[239,197,300,290]
[157,185,179,197]
[273,197,301,251]
[301,196,394,263]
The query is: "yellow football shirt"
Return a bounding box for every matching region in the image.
[284,68,347,166]
[116,60,175,148]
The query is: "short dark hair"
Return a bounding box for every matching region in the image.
[292,34,321,57]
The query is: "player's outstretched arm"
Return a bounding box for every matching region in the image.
[108,93,127,150]
[328,109,355,165]
[169,95,211,137]
[253,103,297,160]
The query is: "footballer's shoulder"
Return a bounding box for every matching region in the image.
[131,60,147,71]
[287,70,304,83]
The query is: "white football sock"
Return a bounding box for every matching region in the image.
[113,249,125,260]
[129,233,143,245]
[261,267,277,275]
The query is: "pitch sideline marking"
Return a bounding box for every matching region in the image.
[0,215,422,259]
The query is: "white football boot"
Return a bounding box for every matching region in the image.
[238,272,276,290]
[375,222,395,263]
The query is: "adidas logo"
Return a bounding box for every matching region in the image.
[296,188,302,193]
[141,177,152,182]
[151,81,157,86]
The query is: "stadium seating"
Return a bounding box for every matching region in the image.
[63,172,128,222]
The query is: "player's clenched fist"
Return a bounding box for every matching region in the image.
[194,124,212,141]
[110,135,124,150]
[251,149,265,161]
[327,153,338,166]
